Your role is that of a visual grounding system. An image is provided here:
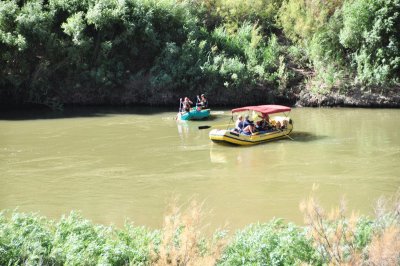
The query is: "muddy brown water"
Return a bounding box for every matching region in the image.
[1,107,399,230]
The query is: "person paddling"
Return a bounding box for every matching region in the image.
[197,94,208,109]
[182,97,193,113]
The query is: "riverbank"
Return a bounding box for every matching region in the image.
[296,86,400,108]
[3,85,400,111]
[1,196,399,265]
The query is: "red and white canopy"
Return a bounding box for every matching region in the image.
[231,105,291,115]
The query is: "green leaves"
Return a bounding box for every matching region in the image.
[62,12,88,45]
[1,0,398,107]
[339,0,373,49]
[0,1,26,50]
[340,0,400,85]
[218,219,322,265]
[280,0,400,89]
[0,209,399,265]
[86,0,126,30]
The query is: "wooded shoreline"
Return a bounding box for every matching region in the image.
[1,0,399,110]
[2,86,399,110]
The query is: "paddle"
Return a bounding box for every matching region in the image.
[175,98,182,120]
[277,127,294,140]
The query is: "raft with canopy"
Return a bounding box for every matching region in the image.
[208,104,293,145]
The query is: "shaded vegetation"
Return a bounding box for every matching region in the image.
[0,0,399,108]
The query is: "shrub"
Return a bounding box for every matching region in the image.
[0,211,54,265]
[218,219,321,265]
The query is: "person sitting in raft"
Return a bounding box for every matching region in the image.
[275,121,282,130]
[242,115,255,135]
[232,115,244,133]
[256,114,270,131]
[282,119,288,129]
[242,123,255,135]
[197,94,208,109]
[182,97,193,113]
[243,115,254,128]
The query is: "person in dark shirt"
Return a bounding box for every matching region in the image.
[242,115,255,135]
[243,115,254,128]
[197,94,208,109]
[256,114,270,131]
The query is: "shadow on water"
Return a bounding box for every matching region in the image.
[0,106,178,121]
[290,131,326,142]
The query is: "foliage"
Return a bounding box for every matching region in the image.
[340,0,400,85]
[0,0,399,107]
[1,192,400,265]
[150,21,286,101]
[279,0,400,92]
[0,211,157,265]
[190,0,283,33]
[153,200,226,265]
[300,194,400,265]
[278,0,343,43]
[217,219,322,265]
[0,211,54,265]
[0,0,195,107]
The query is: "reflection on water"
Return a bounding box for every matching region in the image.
[177,121,190,141]
[0,107,399,231]
[210,148,228,164]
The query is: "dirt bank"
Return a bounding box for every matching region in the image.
[295,87,400,108]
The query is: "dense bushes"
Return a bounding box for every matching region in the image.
[0,0,285,108]
[150,22,284,104]
[0,0,197,107]
[0,211,157,265]
[1,194,400,265]
[279,0,400,90]
[340,0,400,85]
[218,219,321,265]
[0,0,399,108]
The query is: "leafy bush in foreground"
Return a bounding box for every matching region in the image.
[217,219,322,265]
[0,211,157,265]
[1,194,400,265]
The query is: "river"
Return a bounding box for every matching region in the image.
[0,107,399,231]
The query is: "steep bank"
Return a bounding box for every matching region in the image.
[295,86,400,108]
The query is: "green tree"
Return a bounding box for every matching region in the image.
[340,0,400,85]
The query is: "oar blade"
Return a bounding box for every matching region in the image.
[198,125,211,130]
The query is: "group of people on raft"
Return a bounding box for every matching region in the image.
[180,94,208,113]
[233,113,286,135]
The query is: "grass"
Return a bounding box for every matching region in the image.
[1,191,400,265]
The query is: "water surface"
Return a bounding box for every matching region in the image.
[1,107,399,230]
